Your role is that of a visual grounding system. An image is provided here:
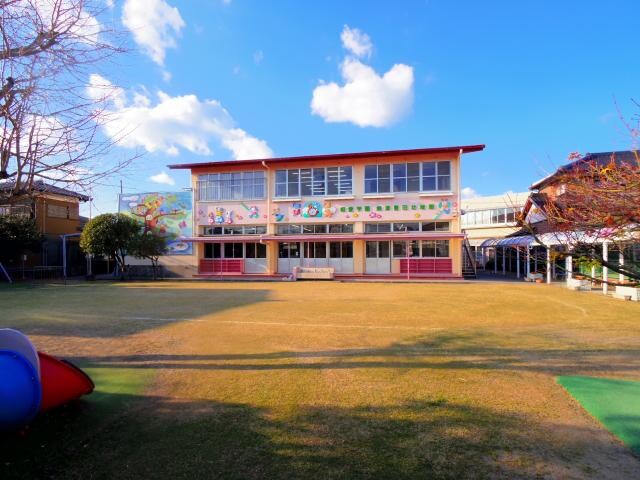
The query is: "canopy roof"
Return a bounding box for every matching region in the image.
[480,228,639,249]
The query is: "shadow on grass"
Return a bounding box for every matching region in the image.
[71,329,640,376]
[1,285,271,338]
[2,391,637,479]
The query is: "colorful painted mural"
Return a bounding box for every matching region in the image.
[195,197,458,226]
[119,191,193,255]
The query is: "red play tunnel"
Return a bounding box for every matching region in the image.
[38,352,95,412]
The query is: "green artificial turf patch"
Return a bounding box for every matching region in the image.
[558,375,640,454]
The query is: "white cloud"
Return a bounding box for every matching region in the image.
[161,70,172,82]
[122,0,185,66]
[311,58,414,127]
[461,187,478,199]
[340,25,372,58]
[253,50,264,65]
[150,171,175,185]
[88,74,273,160]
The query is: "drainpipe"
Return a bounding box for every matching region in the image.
[457,149,462,277]
[261,160,272,273]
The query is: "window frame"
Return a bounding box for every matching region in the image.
[365,161,452,194]
[197,171,266,201]
[275,166,353,198]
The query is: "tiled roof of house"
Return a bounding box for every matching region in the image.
[0,180,90,201]
[530,150,639,190]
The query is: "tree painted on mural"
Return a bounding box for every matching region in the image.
[521,151,640,285]
[128,193,189,235]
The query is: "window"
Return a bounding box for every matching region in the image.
[276,223,353,234]
[421,161,451,191]
[302,224,327,234]
[366,161,451,193]
[223,226,244,235]
[329,241,353,258]
[243,225,267,235]
[245,242,267,258]
[392,163,420,193]
[47,204,68,219]
[421,221,450,232]
[364,165,391,194]
[392,240,420,258]
[275,166,352,197]
[204,243,221,258]
[328,223,353,234]
[277,224,302,235]
[224,242,244,258]
[392,222,420,232]
[327,166,353,195]
[462,207,521,227]
[304,242,327,258]
[203,225,266,235]
[421,240,450,257]
[278,242,300,258]
[366,222,449,233]
[197,171,265,201]
[366,241,390,258]
[364,223,392,233]
[0,204,32,217]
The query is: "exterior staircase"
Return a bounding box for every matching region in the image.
[462,237,477,279]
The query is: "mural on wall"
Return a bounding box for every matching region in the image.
[302,201,323,218]
[195,196,458,226]
[119,192,193,255]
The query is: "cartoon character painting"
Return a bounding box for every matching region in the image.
[292,203,302,216]
[322,201,337,218]
[248,206,259,219]
[215,207,225,224]
[434,200,453,219]
[273,207,285,222]
[302,201,322,218]
[225,210,233,224]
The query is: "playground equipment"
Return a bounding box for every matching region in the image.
[0,329,94,431]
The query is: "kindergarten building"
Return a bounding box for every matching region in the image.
[168,145,484,279]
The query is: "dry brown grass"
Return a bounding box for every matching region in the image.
[2,280,640,479]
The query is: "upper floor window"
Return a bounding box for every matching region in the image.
[47,204,73,219]
[461,207,520,227]
[197,171,265,201]
[421,161,451,192]
[275,166,352,197]
[0,204,32,217]
[364,161,451,194]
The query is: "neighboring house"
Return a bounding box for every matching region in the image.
[518,150,640,286]
[0,181,90,268]
[461,192,529,269]
[167,145,484,279]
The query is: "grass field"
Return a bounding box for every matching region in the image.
[1,280,640,479]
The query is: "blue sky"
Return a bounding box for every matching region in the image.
[88,0,640,215]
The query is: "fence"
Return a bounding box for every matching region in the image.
[4,266,64,282]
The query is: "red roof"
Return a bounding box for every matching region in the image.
[168,145,485,170]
